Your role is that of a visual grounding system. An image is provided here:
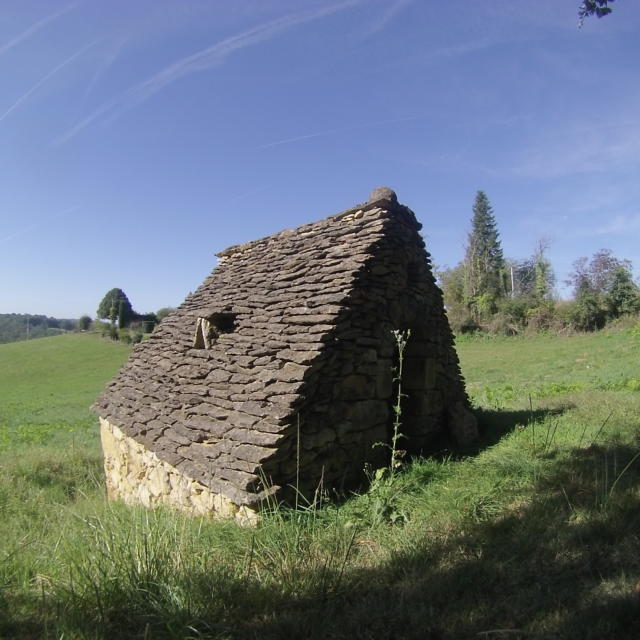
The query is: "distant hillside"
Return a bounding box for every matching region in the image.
[0,313,78,344]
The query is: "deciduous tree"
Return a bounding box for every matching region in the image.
[607,266,640,317]
[579,0,615,27]
[96,288,135,329]
[567,249,632,298]
[567,249,637,323]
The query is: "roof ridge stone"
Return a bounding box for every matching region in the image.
[216,188,419,260]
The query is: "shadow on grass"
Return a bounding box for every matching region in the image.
[3,440,640,640]
[427,406,569,462]
[240,441,640,640]
[473,406,569,450]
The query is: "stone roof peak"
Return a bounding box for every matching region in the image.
[368,186,397,205]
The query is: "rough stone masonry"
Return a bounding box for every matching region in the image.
[94,187,478,523]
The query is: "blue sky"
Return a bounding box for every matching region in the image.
[1,0,639,318]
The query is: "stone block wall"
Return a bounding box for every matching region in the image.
[100,417,258,525]
[270,202,473,500]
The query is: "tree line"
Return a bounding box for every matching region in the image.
[0,291,174,346]
[437,190,640,335]
[0,314,77,344]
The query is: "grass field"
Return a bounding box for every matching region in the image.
[1,329,639,639]
[459,329,640,407]
[0,333,130,447]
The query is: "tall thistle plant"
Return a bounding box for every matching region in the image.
[389,328,410,474]
[367,328,411,526]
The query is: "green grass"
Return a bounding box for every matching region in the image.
[459,328,640,408]
[0,333,130,447]
[0,333,132,638]
[1,329,640,638]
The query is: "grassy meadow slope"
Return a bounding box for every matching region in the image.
[0,333,130,447]
[1,329,639,639]
[459,329,640,403]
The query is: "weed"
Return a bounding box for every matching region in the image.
[373,329,410,474]
[596,377,640,392]
[628,323,640,338]
[389,328,410,473]
[365,329,412,526]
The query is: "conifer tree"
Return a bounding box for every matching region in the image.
[463,190,505,316]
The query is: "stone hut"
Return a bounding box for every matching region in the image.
[94,187,477,522]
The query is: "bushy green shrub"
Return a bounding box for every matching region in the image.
[118,328,143,344]
[524,300,557,333]
[445,308,481,335]
[606,266,640,317]
[474,292,500,318]
[156,307,175,322]
[95,321,111,338]
[567,293,606,332]
[497,296,529,327]
[482,312,520,336]
[77,315,92,331]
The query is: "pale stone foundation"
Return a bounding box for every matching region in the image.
[99,418,258,525]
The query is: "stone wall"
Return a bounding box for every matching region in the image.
[100,417,258,525]
[270,201,476,500]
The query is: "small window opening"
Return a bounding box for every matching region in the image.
[212,312,236,333]
[193,312,237,349]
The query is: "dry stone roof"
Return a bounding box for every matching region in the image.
[94,188,476,509]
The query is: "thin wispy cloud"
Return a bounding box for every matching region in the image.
[254,114,424,150]
[0,4,78,57]
[582,214,640,237]
[56,0,361,145]
[359,34,508,81]
[0,40,99,124]
[255,130,335,150]
[362,0,413,37]
[0,206,79,245]
[76,36,129,118]
[431,37,499,59]
[228,185,272,203]
[513,120,640,180]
